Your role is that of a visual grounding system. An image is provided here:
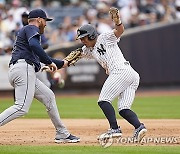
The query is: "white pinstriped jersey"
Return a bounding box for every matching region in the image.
[81,30,140,110]
[82,30,127,75]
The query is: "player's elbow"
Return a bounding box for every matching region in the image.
[29,40,39,50]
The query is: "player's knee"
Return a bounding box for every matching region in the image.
[42,91,56,111]
[98,101,111,107]
[98,101,103,106]
[18,108,29,116]
[98,101,105,107]
[21,109,28,115]
[41,90,55,103]
[14,104,29,115]
[47,89,56,100]
[119,109,130,118]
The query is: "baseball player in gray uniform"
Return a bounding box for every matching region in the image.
[76,7,147,142]
[21,11,51,88]
[0,9,80,143]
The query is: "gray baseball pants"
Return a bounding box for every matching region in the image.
[0,60,69,138]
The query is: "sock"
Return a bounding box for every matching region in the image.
[98,101,118,129]
[119,109,141,129]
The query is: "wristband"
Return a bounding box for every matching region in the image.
[116,22,122,26]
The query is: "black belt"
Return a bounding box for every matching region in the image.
[24,59,34,66]
[9,59,34,67]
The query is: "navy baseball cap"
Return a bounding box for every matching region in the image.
[28,9,53,21]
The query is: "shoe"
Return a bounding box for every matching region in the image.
[55,134,80,143]
[97,127,122,140]
[133,123,147,142]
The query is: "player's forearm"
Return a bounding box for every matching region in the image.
[114,22,124,38]
[51,58,65,69]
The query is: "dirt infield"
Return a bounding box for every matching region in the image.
[0,119,179,146]
[0,89,180,146]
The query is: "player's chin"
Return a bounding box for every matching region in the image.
[39,27,45,34]
[84,44,90,48]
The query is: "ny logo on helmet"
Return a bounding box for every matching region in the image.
[77,30,81,36]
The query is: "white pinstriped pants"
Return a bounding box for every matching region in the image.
[98,65,140,111]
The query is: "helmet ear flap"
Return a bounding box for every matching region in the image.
[77,24,97,40]
[88,31,97,40]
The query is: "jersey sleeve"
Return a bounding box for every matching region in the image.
[81,46,94,59]
[25,26,40,42]
[40,34,48,45]
[102,30,120,45]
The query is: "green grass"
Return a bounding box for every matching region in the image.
[0,95,180,119]
[0,95,180,153]
[0,146,180,154]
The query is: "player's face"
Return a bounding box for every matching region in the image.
[39,18,46,34]
[80,36,94,47]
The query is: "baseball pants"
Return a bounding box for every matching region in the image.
[0,60,69,138]
[98,64,140,111]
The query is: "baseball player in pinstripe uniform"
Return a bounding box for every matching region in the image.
[0,9,80,143]
[76,7,147,142]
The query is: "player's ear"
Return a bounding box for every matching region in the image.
[37,17,41,23]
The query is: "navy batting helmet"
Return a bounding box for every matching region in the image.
[77,24,98,40]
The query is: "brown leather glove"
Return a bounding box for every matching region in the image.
[64,48,83,66]
[109,7,121,25]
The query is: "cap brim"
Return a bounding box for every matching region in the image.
[45,18,53,21]
[76,33,88,40]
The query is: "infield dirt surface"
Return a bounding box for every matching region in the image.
[0,89,180,146]
[0,119,180,146]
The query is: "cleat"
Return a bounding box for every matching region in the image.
[97,127,122,140]
[133,123,147,142]
[55,134,80,143]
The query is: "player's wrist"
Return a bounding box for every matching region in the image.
[62,59,69,67]
[115,22,122,26]
[48,62,54,66]
[115,19,122,26]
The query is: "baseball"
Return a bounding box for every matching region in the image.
[53,72,65,88]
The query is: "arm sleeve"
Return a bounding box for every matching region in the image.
[40,34,49,49]
[51,58,64,69]
[81,46,94,59]
[103,31,120,45]
[29,36,52,65]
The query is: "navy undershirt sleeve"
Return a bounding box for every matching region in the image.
[29,36,65,69]
[51,58,64,69]
[29,36,52,64]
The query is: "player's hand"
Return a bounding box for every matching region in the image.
[48,62,57,72]
[41,62,57,72]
